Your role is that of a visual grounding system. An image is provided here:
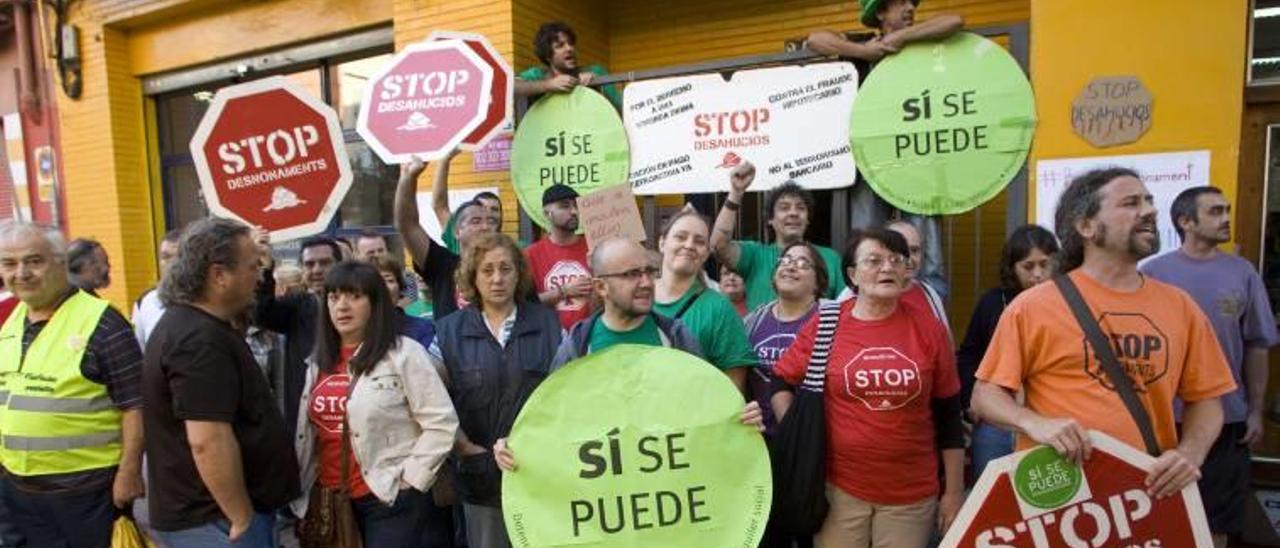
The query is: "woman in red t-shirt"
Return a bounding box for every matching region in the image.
[292,261,458,547]
[772,228,965,547]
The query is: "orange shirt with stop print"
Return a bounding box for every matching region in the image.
[976,270,1236,453]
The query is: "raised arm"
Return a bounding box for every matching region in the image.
[881,14,964,49]
[394,157,433,269]
[711,161,756,271]
[431,149,461,229]
[805,30,896,61]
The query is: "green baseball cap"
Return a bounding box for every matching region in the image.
[860,0,921,28]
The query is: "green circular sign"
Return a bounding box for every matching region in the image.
[1013,446,1082,509]
[510,86,631,229]
[850,32,1036,215]
[501,345,771,548]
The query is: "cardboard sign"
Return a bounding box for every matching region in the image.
[1072,76,1153,148]
[357,39,494,163]
[502,345,771,548]
[427,31,514,151]
[943,431,1212,547]
[1035,150,1210,262]
[189,76,353,243]
[623,63,858,195]
[850,32,1036,215]
[510,87,630,229]
[578,184,646,249]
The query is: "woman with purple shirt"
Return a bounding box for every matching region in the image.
[744,242,830,435]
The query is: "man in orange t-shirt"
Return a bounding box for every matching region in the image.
[972,167,1235,500]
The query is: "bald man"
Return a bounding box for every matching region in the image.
[551,238,700,369]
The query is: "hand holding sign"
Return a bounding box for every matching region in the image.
[728,160,756,197]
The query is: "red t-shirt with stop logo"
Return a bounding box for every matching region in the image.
[524,237,591,329]
[308,346,371,498]
[775,299,960,505]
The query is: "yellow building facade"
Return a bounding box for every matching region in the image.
[52,0,1248,342]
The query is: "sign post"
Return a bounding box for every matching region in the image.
[189,76,352,243]
[502,345,771,548]
[850,32,1036,215]
[357,39,494,163]
[942,431,1212,547]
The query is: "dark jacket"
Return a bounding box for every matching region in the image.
[252,267,318,443]
[551,311,702,371]
[434,301,562,506]
[956,287,1014,409]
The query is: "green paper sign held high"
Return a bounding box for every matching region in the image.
[850,32,1036,215]
[510,86,630,229]
[501,345,771,548]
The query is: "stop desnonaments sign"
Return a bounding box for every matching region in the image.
[189,76,353,243]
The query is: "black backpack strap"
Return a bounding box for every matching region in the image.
[673,288,706,320]
[1053,274,1161,456]
[799,302,843,394]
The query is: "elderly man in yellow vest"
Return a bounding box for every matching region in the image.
[0,221,145,547]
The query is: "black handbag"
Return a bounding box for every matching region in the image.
[1054,275,1161,456]
[767,301,842,535]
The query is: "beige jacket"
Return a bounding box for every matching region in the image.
[291,336,458,515]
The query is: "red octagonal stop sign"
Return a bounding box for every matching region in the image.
[428,30,513,151]
[189,76,352,243]
[358,39,494,163]
[942,431,1211,547]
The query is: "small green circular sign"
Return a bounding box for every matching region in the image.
[849,32,1036,215]
[1013,446,1082,509]
[510,86,630,229]
[501,345,771,548]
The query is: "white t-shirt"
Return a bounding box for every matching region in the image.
[132,287,166,348]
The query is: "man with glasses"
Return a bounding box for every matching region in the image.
[551,238,700,369]
[396,157,501,320]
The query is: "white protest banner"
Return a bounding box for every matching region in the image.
[1035,150,1211,257]
[624,63,858,195]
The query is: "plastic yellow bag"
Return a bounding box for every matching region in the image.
[111,516,156,548]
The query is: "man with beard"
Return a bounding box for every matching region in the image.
[972,168,1236,501]
[711,161,846,310]
[523,184,592,329]
[514,21,621,107]
[67,238,112,296]
[550,238,699,369]
[1142,187,1277,547]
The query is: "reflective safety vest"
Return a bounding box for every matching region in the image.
[0,290,122,476]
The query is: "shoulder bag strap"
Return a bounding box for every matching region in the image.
[674,288,706,320]
[799,302,843,394]
[1053,275,1161,456]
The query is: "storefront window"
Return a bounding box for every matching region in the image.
[154,51,392,235]
[1253,0,1280,83]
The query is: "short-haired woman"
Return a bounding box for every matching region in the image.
[430,233,562,548]
[772,228,965,547]
[292,261,458,547]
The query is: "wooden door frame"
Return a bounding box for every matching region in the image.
[1237,84,1280,265]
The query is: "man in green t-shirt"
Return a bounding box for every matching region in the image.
[551,238,700,370]
[710,161,846,311]
[514,21,622,108]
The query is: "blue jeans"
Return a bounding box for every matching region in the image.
[154,512,276,548]
[972,422,1015,483]
[353,488,433,548]
[0,478,115,548]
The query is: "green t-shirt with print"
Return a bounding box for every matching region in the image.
[588,314,663,353]
[653,283,756,371]
[517,64,623,108]
[735,240,845,311]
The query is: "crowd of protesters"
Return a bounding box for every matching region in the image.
[0,2,1271,548]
